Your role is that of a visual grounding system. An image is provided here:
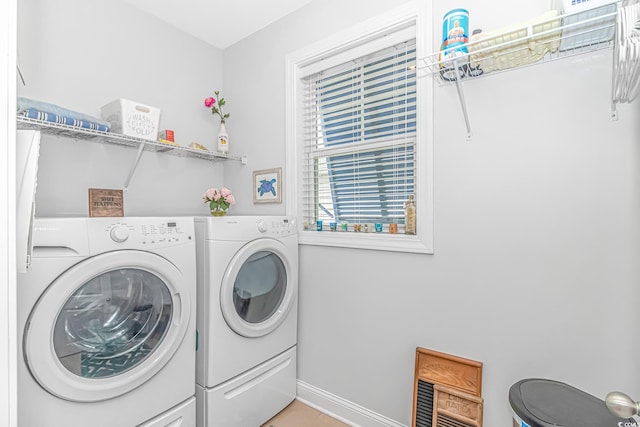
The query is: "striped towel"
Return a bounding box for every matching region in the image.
[20,109,111,132]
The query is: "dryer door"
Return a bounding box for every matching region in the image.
[220,238,297,338]
[23,250,191,402]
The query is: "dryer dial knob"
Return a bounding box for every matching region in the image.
[257,220,268,233]
[110,226,129,242]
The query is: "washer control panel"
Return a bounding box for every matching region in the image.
[89,217,194,251]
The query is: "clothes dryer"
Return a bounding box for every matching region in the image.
[17,217,197,427]
[194,216,298,427]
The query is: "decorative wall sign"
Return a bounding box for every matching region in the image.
[88,188,124,217]
[253,167,282,204]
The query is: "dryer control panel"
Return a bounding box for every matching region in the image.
[196,215,297,241]
[256,217,296,236]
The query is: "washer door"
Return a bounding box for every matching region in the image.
[220,238,296,338]
[23,250,191,402]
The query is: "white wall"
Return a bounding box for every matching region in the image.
[225,0,640,425]
[18,0,227,217]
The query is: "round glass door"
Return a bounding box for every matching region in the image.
[24,250,190,402]
[233,251,286,324]
[221,239,297,338]
[53,268,172,379]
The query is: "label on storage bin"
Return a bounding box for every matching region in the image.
[127,114,156,137]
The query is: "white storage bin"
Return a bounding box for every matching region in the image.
[560,0,617,51]
[101,99,161,141]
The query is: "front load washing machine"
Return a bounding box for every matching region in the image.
[17,217,197,427]
[194,216,298,427]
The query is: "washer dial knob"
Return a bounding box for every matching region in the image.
[257,220,268,233]
[110,225,129,242]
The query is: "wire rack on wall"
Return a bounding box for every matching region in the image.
[17,116,247,190]
[418,2,621,139]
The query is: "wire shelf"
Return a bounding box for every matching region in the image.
[16,116,247,190]
[419,4,618,84]
[16,116,246,163]
[416,3,620,139]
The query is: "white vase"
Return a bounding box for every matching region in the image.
[217,121,229,154]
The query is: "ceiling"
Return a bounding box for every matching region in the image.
[121,0,314,50]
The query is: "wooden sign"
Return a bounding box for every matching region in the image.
[88,188,124,217]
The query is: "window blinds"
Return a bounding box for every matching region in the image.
[301,39,417,228]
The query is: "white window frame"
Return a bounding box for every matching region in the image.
[285,2,433,254]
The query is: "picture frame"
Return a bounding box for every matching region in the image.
[253,167,282,204]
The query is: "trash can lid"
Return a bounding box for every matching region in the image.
[509,378,624,427]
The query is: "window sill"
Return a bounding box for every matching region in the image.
[298,231,433,254]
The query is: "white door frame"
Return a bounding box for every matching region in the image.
[1,0,18,425]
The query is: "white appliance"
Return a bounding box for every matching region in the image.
[194,216,298,427]
[17,217,197,427]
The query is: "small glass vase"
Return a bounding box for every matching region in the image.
[210,209,227,217]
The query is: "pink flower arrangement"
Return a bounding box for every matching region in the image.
[204,90,230,123]
[203,187,235,212]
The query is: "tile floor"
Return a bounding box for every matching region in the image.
[261,400,351,427]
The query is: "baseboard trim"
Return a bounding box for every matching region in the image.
[296,380,407,427]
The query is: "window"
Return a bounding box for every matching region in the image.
[286,3,433,253]
[304,40,416,226]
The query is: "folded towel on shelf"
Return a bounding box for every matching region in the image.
[468,10,561,74]
[19,109,111,132]
[17,97,111,130]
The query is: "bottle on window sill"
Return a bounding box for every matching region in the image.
[404,195,416,235]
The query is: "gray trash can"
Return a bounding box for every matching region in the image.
[509,378,628,427]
